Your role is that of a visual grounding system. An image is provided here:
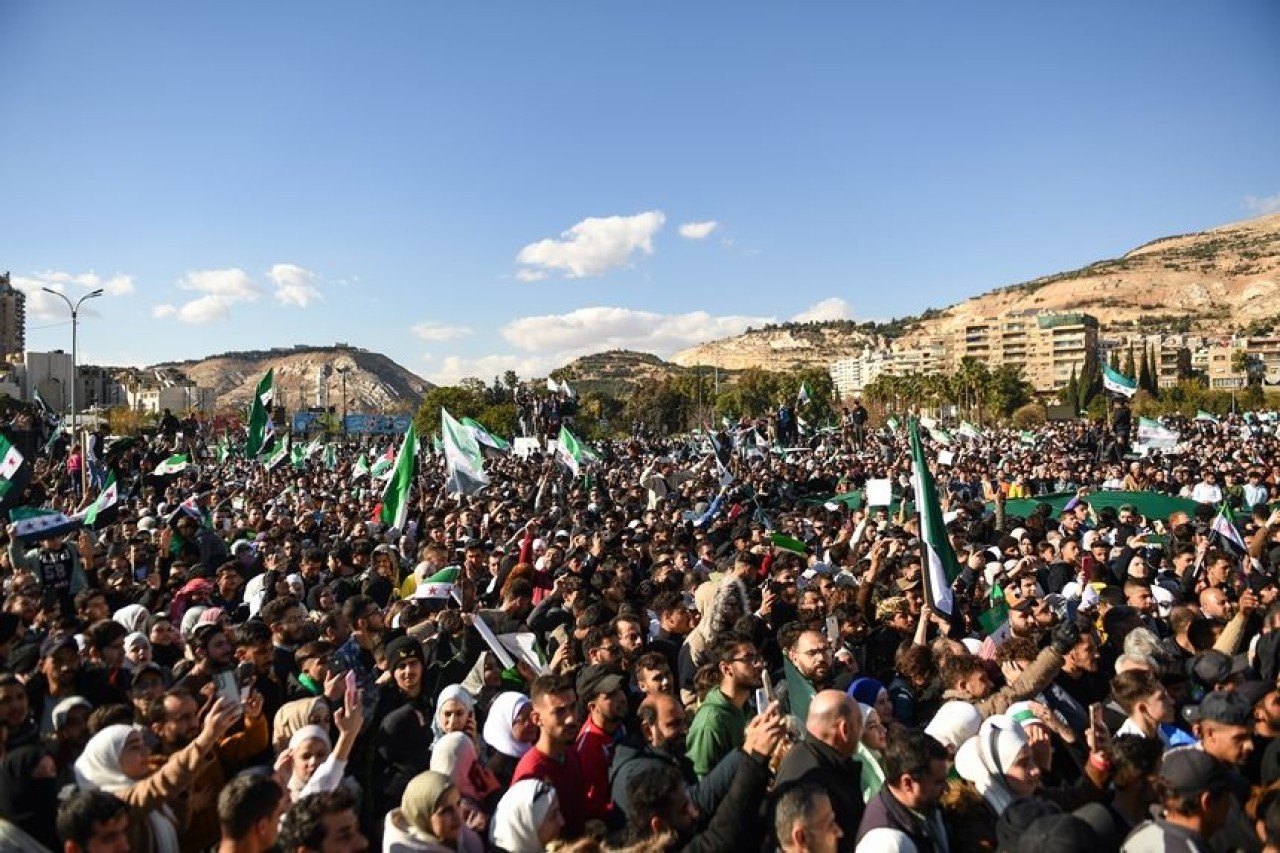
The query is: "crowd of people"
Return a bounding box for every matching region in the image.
[4,402,1280,853]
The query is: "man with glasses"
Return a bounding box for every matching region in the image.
[779,629,840,720]
[686,634,764,779]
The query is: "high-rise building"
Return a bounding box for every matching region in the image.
[951,311,1098,391]
[0,272,26,363]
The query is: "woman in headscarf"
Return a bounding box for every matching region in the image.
[74,697,239,853]
[169,577,214,624]
[145,614,184,669]
[847,677,895,724]
[489,779,565,853]
[49,696,93,779]
[273,696,331,752]
[945,713,1108,851]
[281,689,363,803]
[857,702,888,803]
[433,684,476,743]
[384,770,485,853]
[430,732,501,829]
[113,604,150,634]
[124,631,152,668]
[481,691,536,788]
[679,579,747,706]
[0,744,61,850]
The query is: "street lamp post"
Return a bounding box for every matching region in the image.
[42,287,104,430]
[337,367,350,435]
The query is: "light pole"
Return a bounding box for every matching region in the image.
[337,367,350,435]
[42,288,104,428]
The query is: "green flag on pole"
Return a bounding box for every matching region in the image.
[909,418,962,616]
[245,369,275,457]
[379,421,417,531]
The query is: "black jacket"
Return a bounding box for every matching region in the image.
[609,739,743,825]
[857,787,947,853]
[774,738,864,853]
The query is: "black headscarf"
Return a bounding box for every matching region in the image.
[0,745,61,849]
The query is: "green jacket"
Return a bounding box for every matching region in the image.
[686,687,752,778]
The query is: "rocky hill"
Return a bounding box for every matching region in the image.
[671,321,887,372]
[151,345,432,411]
[658,212,1280,372]
[899,212,1280,344]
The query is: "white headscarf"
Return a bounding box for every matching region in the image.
[483,692,533,760]
[490,778,558,853]
[287,725,332,796]
[954,714,1030,815]
[433,684,476,742]
[430,731,479,801]
[925,701,984,751]
[113,604,150,633]
[75,725,181,853]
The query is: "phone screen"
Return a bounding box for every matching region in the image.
[213,670,241,708]
[1089,702,1105,742]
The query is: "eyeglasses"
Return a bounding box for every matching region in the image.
[731,654,764,665]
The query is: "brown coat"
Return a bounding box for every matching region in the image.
[151,713,270,851]
[121,737,219,853]
[942,646,1064,717]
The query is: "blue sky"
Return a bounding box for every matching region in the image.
[2,1,1278,385]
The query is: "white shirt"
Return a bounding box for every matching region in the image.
[1191,482,1223,505]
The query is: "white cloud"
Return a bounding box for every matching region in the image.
[411,322,474,342]
[38,270,136,296]
[179,268,262,301]
[1245,192,1280,216]
[790,297,854,323]
[678,220,718,240]
[153,267,263,324]
[10,269,135,320]
[501,305,774,356]
[174,294,232,324]
[267,263,322,307]
[516,210,665,280]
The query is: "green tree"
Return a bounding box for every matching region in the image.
[1137,347,1152,395]
[986,365,1033,418]
[1079,346,1101,411]
[1060,365,1080,411]
[413,384,487,438]
[1122,344,1135,379]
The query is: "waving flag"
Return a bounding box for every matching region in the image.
[1210,503,1247,556]
[442,408,489,495]
[797,382,812,407]
[379,421,418,531]
[76,473,119,529]
[1102,365,1138,398]
[556,426,584,477]
[351,453,370,482]
[461,417,511,451]
[154,454,191,476]
[909,418,962,616]
[11,507,81,543]
[245,369,275,457]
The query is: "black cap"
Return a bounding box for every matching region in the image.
[996,797,1062,852]
[129,662,165,688]
[1015,814,1099,853]
[1187,691,1253,727]
[1235,680,1274,710]
[575,664,626,701]
[1159,746,1232,796]
[1187,650,1248,689]
[384,636,424,668]
[40,634,78,659]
